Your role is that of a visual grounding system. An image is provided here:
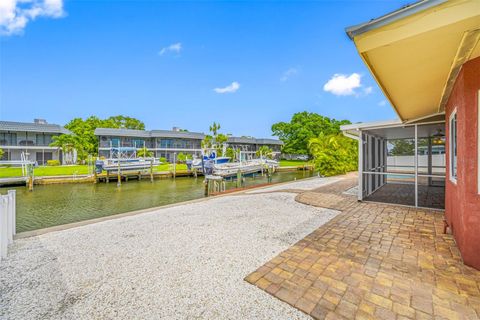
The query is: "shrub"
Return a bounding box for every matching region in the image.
[308,134,357,177]
[176,153,186,163]
[137,148,153,158]
[46,160,61,166]
[159,157,168,163]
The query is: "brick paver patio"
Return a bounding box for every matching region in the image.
[245,175,480,319]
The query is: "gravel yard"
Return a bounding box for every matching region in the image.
[0,179,340,319]
[246,176,341,193]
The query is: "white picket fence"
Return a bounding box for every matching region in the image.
[0,190,16,260]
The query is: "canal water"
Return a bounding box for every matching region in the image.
[4,171,314,233]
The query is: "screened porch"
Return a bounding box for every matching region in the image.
[343,117,446,210]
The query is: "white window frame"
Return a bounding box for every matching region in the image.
[449,108,458,184]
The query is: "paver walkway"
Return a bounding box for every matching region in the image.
[246,175,480,319]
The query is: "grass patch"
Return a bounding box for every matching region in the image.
[0,163,191,178]
[0,165,90,178]
[279,160,311,167]
[152,163,188,172]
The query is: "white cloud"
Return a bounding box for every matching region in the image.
[0,0,65,36]
[323,73,362,96]
[280,68,298,82]
[378,100,387,106]
[158,42,182,56]
[214,81,240,94]
[363,86,373,95]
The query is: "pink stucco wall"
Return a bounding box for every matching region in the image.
[445,56,480,270]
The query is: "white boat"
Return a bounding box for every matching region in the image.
[97,158,161,173]
[192,155,230,169]
[213,159,277,178]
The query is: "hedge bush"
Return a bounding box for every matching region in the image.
[308,134,357,177]
[46,160,61,166]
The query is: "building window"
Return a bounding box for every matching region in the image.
[449,109,457,183]
[133,139,144,148]
[111,138,120,147]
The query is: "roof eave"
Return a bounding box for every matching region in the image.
[345,0,447,40]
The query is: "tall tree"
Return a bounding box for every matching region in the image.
[256,145,274,159]
[203,122,228,156]
[104,115,145,130]
[209,122,221,136]
[271,111,351,155]
[52,115,145,160]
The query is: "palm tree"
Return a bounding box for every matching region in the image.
[201,135,213,149]
[137,148,153,158]
[50,134,75,154]
[256,146,274,159]
[209,122,221,136]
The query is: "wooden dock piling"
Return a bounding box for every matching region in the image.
[150,160,154,182]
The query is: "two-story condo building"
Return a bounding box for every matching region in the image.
[0,119,71,165]
[94,127,282,161]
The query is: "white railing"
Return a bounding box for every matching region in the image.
[0,190,16,260]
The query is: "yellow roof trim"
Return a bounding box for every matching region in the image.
[349,0,480,121]
[354,0,480,53]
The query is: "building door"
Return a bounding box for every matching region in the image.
[36,152,43,165]
[44,152,53,164]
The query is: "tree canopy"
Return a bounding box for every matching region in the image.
[388,139,414,156]
[51,115,145,161]
[271,112,351,155]
[202,122,228,157]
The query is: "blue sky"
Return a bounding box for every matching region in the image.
[0,0,406,138]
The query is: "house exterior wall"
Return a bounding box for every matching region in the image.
[7,148,61,164]
[0,130,64,165]
[96,133,282,161]
[97,135,204,162]
[445,56,480,270]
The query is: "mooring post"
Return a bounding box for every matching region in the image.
[267,166,273,183]
[28,176,33,191]
[117,161,121,187]
[236,170,242,188]
[150,160,154,182]
[204,178,209,196]
[173,153,176,179]
[106,170,109,183]
[26,164,34,191]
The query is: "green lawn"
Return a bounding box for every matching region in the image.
[0,163,189,178]
[279,160,311,167]
[152,163,188,172]
[0,165,90,178]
